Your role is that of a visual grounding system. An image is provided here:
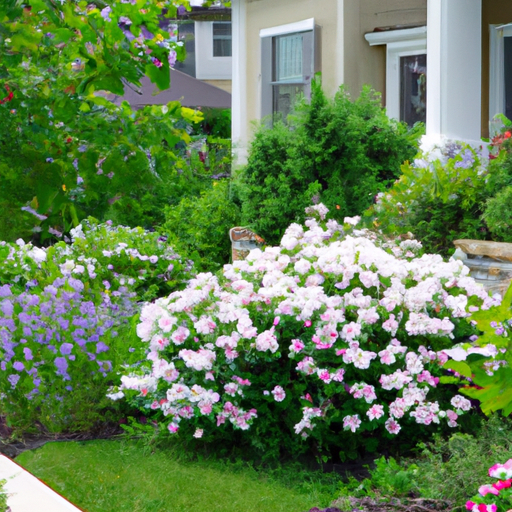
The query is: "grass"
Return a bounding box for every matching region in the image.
[15,439,339,512]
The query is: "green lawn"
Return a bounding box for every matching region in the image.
[16,440,337,512]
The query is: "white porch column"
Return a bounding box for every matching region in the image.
[231,0,248,166]
[425,0,482,146]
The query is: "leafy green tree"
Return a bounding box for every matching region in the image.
[0,0,227,242]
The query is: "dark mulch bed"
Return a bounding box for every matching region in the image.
[0,416,123,458]
[311,497,456,512]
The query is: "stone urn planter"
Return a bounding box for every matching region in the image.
[453,239,512,296]
[229,227,265,261]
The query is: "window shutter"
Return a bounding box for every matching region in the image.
[261,35,273,120]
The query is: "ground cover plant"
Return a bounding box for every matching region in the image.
[0,220,193,435]
[110,204,499,461]
[235,78,421,245]
[15,439,340,512]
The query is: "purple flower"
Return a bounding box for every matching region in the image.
[0,285,11,298]
[13,361,25,372]
[57,317,70,330]
[73,158,79,170]
[96,342,109,354]
[60,343,73,356]
[8,374,19,388]
[21,206,48,221]
[68,278,84,292]
[80,301,95,316]
[78,145,87,153]
[100,6,112,21]
[23,348,33,361]
[54,357,68,375]
[72,317,89,328]
[0,300,13,316]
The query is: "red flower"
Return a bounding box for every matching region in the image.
[505,131,512,139]
[65,137,73,143]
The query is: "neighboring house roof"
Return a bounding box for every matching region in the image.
[110,69,232,109]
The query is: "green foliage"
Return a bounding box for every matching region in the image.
[236,78,420,244]
[162,179,241,272]
[0,1,234,242]
[200,108,231,139]
[366,143,491,256]
[335,415,512,509]
[450,283,512,417]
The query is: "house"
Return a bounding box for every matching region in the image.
[114,0,232,110]
[231,0,512,165]
[173,0,233,94]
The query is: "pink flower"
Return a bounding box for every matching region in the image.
[493,479,512,491]
[367,404,384,420]
[385,418,401,434]
[152,57,163,68]
[304,320,312,327]
[478,485,499,496]
[271,385,286,402]
[168,422,179,433]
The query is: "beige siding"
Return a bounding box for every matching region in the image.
[482,0,512,137]
[203,79,232,94]
[241,0,427,145]
[343,0,427,101]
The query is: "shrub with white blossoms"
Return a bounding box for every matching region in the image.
[111,204,499,458]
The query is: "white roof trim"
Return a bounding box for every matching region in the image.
[495,22,512,30]
[364,26,427,46]
[260,18,315,38]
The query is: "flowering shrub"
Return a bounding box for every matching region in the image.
[0,221,192,434]
[0,218,192,301]
[465,459,512,512]
[111,205,498,459]
[365,142,491,256]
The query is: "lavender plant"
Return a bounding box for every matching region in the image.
[0,220,193,434]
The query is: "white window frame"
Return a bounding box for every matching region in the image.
[489,23,512,124]
[195,21,232,80]
[365,26,427,122]
[259,18,320,120]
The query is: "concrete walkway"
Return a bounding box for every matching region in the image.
[0,455,84,511]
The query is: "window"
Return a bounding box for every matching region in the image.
[490,24,512,125]
[400,54,427,126]
[260,19,319,121]
[212,22,232,57]
[365,26,427,126]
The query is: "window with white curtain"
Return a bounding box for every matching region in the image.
[260,19,319,122]
[212,22,232,57]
